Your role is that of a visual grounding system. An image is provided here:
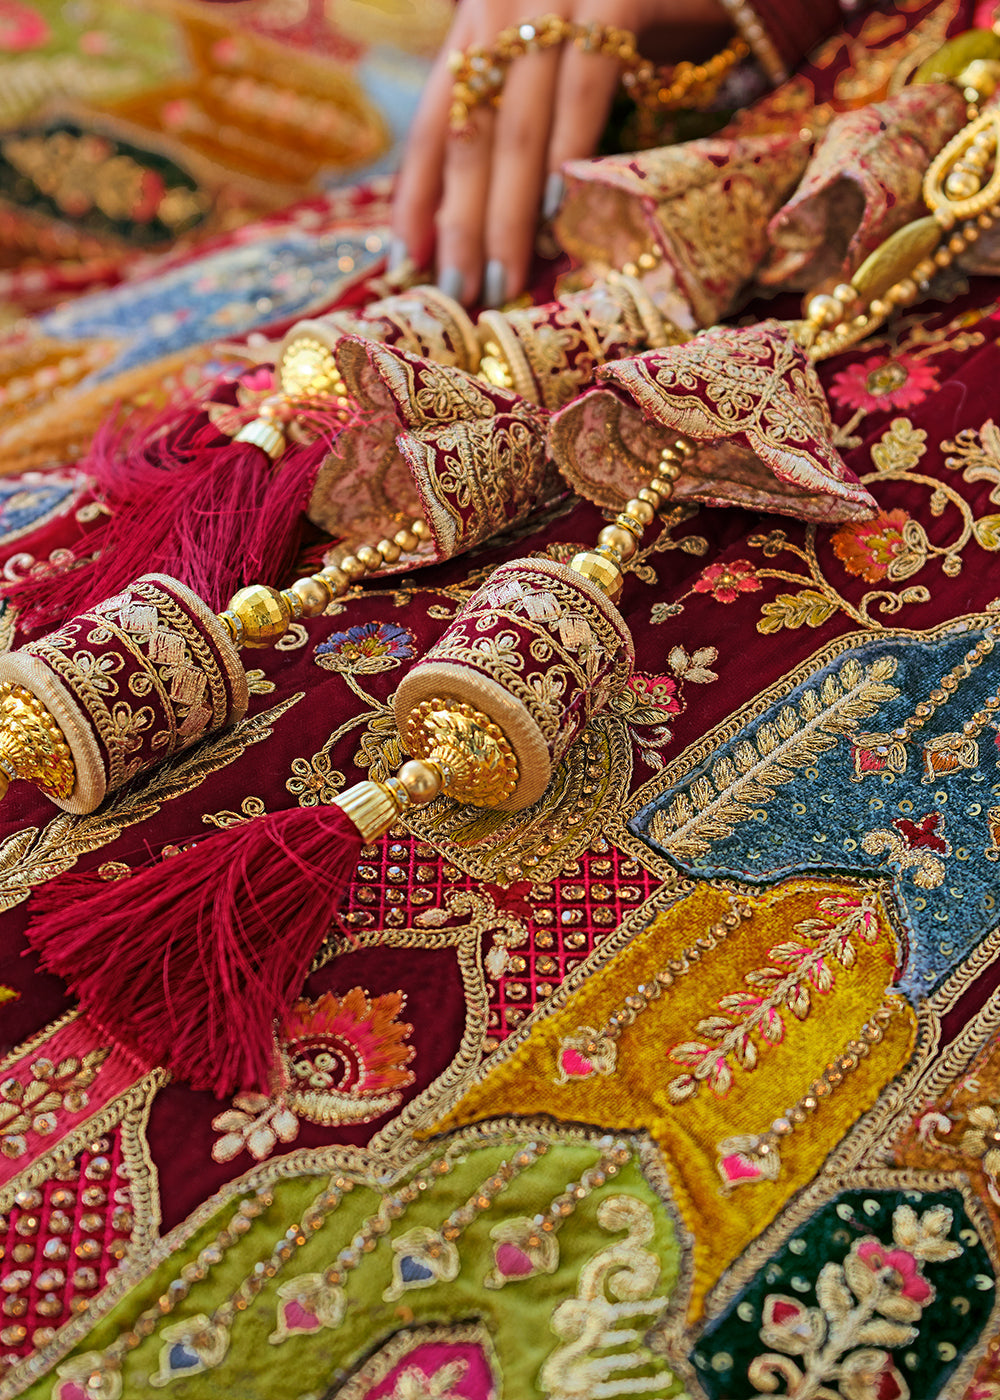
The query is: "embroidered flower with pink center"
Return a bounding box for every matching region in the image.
[853,1239,933,1304]
[831,509,910,584]
[692,559,761,604]
[0,2,49,50]
[830,353,939,414]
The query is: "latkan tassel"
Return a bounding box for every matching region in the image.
[6,395,338,630]
[26,803,365,1098]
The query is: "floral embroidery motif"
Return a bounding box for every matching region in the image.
[384,1226,461,1301]
[285,749,344,806]
[270,1274,346,1344]
[149,1315,230,1387]
[693,559,762,603]
[830,354,939,415]
[484,1218,560,1288]
[212,990,416,1160]
[555,1029,618,1084]
[0,1046,107,1158]
[211,1094,299,1164]
[748,1204,959,1400]
[832,509,911,584]
[539,1196,677,1399]
[282,989,415,1124]
[667,892,880,1102]
[314,621,416,674]
[861,811,950,889]
[609,647,717,770]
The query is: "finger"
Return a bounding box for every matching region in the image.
[435,100,496,304]
[482,42,561,305]
[391,10,476,273]
[546,14,633,200]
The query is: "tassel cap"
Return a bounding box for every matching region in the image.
[334,780,402,843]
[233,417,286,461]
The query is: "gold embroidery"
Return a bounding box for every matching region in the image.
[649,654,900,860]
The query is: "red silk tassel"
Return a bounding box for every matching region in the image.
[26,805,363,1097]
[6,402,334,629]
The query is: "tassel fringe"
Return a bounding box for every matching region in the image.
[26,804,363,1097]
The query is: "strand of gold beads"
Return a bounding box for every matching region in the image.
[569,434,691,603]
[218,518,433,646]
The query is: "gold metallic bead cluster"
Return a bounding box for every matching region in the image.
[569,435,692,603]
[0,683,75,801]
[448,13,743,132]
[623,36,749,112]
[218,518,432,646]
[403,699,519,806]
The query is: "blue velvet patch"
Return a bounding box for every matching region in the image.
[630,622,1000,1000]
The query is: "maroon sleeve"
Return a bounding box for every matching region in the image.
[721,0,856,82]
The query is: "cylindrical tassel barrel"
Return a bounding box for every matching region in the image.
[394,558,634,811]
[279,285,481,378]
[0,574,247,813]
[477,272,686,410]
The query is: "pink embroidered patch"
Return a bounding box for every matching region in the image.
[559,1047,594,1079]
[494,1242,534,1277]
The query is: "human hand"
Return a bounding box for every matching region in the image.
[390,0,732,309]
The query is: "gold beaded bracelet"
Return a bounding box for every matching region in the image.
[448,14,747,133]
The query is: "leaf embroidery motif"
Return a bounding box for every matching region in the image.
[666,892,881,1103]
[649,655,900,859]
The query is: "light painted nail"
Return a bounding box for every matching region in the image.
[483,259,507,309]
[543,172,565,222]
[437,266,464,300]
[387,237,409,273]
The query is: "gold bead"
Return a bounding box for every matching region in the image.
[394,528,419,552]
[319,565,350,595]
[948,234,967,254]
[338,555,365,581]
[964,223,981,242]
[832,283,857,307]
[376,538,401,564]
[868,298,889,319]
[637,487,664,509]
[912,259,936,283]
[671,435,695,458]
[945,169,981,200]
[597,524,638,560]
[228,585,291,648]
[290,576,331,616]
[624,497,655,526]
[934,246,953,267]
[806,293,842,327]
[657,457,681,481]
[978,211,994,229]
[397,759,442,804]
[356,544,382,572]
[412,519,431,541]
[568,550,624,603]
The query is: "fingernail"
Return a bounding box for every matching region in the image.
[543,172,565,222]
[387,237,409,273]
[437,266,463,300]
[482,259,507,309]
